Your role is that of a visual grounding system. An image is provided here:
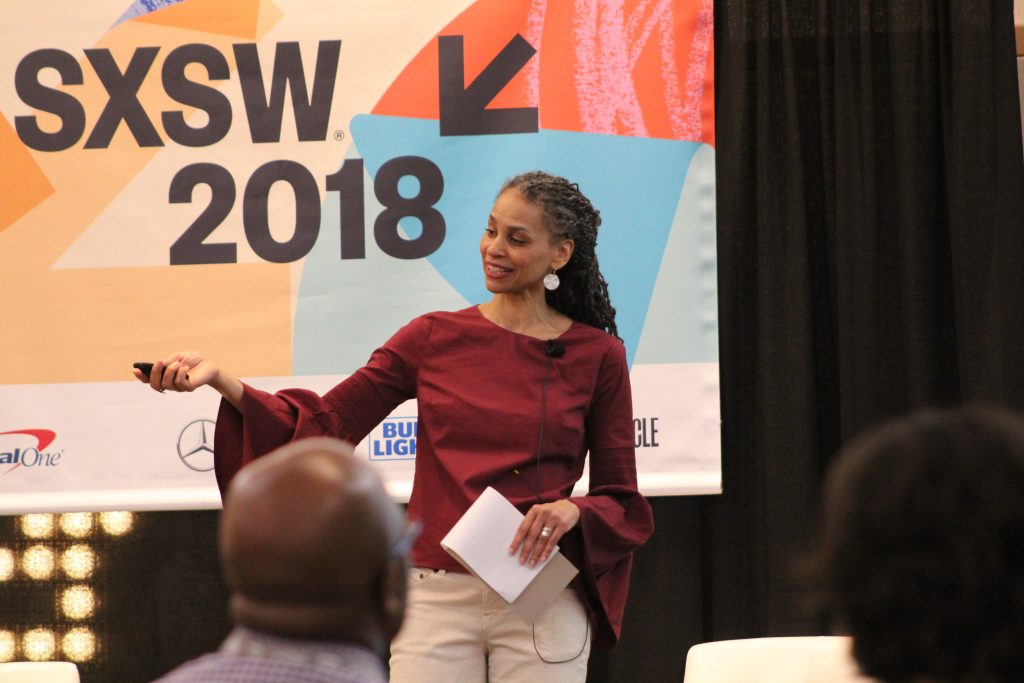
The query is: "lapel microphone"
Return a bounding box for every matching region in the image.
[546,340,565,358]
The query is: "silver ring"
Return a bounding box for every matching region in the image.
[540,526,553,538]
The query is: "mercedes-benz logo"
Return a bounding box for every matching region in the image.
[177,419,216,472]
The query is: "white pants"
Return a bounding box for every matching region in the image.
[389,569,591,683]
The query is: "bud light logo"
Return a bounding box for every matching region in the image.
[369,417,417,461]
[1,429,64,475]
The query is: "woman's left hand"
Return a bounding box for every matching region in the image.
[509,499,581,567]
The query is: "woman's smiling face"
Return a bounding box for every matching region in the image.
[479,189,573,296]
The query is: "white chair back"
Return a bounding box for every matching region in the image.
[0,661,80,682]
[683,636,874,683]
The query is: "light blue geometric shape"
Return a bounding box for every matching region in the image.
[292,147,469,374]
[634,143,719,363]
[114,0,184,25]
[348,115,702,366]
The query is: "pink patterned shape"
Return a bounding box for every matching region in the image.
[524,0,548,108]
[573,0,649,136]
[678,0,713,140]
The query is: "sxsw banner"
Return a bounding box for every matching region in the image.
[0,0,718,513]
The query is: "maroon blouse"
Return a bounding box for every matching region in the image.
[213,306,654,650]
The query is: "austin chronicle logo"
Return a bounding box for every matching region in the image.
[177,419,215,472]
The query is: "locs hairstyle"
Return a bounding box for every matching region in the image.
[500,171,619,338]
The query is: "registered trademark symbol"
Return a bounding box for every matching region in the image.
[334,130,345,141]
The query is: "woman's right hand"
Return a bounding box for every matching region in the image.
[133,352,244,408]
[132,351,218,394]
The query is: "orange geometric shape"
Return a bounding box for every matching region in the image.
[373,0,716,145]
[255,0,284,40]
[132,0,272,40]
[373,0,532,122]
[0,113,54,234]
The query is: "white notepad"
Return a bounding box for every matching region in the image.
[441,487,579,622]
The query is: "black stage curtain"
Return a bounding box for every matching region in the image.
[4,3,1021,682]
[591,1,1024,682]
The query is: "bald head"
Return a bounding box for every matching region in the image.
[220,438,408,646]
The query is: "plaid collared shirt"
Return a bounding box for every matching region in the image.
[151,627,388,683]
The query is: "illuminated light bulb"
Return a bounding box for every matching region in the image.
[22,628,56,661]
[99,511,134,536]
[61,628,96,663]
[61,545,97,579]
[20,513,55,539]
[61,585,96,620]
[59,513,94,538]
[0,630,15,662]
[0,548,15,581]
[22,545,55,580]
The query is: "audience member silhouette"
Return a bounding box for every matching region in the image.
[153,437,413,682]
[819,406,1024,683]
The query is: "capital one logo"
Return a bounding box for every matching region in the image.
[0,429,63,475]
[177,420,215,472]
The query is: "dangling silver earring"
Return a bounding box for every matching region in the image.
[543,269,560,291]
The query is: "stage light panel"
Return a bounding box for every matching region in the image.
[20,514,55,539]
[61,544,96,579]
[22,628,56,661]
[60,585,96,620]
[0,630,15,662]
[99,511,134,536]
[5,510,139,670]
[59,513,94,538]
[0,547,14,581]
[21,545,55,580]
[61,628,96,662]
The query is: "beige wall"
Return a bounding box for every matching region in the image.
[1018,0,1024,147]
[1016,0,1024,54]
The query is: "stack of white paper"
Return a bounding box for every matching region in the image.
[441,487,578,621]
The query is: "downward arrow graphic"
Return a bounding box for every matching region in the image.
[438,34,538,136]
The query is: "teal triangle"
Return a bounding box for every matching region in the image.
[344,114,701,365]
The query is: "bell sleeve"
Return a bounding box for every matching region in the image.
[213,315,432,494]
[565,339,654,650]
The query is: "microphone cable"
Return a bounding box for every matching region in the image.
[534,339,566,502]
[530,338,591,661]
[533,349,554,503]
